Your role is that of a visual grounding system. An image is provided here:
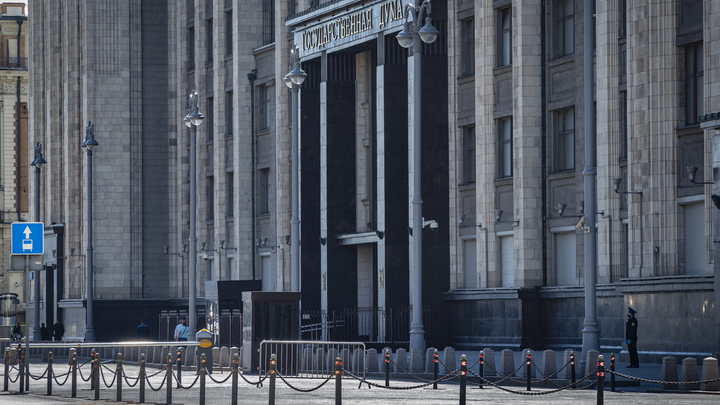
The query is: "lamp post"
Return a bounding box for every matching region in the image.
[396,0,439,353]
[184,90,204,341]
[82,122,98,342]
[283,45,307,293]
[30,142,46,342]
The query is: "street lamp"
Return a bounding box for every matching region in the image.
[184,90,204,341]
[395,0,438,353]
[82,122,98,342]
[30,142,46,341]
[284,44,307,293]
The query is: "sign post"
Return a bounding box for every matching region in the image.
[11,222,43,367]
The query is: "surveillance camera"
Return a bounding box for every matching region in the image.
[430,221,438,230]
[575,215,586,229]
[202,253,208,261]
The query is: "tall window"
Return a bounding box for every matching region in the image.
[207,97,214,141]
[498,117,512,178]
[555,108,575,171]
[460,18,474,76]
[462,126,475,184]
[188,27,195,70]
[620,92,627,159]
[555,0,574,57]
[263,0,275,45]
[259,169,270,214]
[226,91,233,137]
[259,86,271,130]
[685,43,704,125]
[497,7,511,67]
[207,176,215,220]
[206,19,213,63]
[227,172,234,218]
[618,0,627,38]
[225,11,233,56]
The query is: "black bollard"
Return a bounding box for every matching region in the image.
[4,347,9,392]
[269,354,277,405]
[231,353,239,405]
[47,352,54,396]
[176,348,182,388]
[335,357,343,405]
[94,350,100,400]
[570,352,576,388]
[478,352,484,389]
[71,352,77,398]
[526,354,531,391]
[139,354,146,404]
[200,354,206,405]
[433,349,438,389]
[596,355,605,405]
[610,353,615,392]
[166,353,173,405]
[116,353,123,402]
[459,355,467,405]
[90,350,96,391]
[384,350,390,388]
[18,346,24,393]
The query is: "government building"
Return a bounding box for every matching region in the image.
[26,0,720,360]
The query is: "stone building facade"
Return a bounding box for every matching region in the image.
[25,0,720,358]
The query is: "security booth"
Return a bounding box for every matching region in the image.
[0,293,18,338]
[241,292,300,372]
[204,280,262,347]
[196,329,214,374]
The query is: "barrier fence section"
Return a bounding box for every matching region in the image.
[258,340,366,380]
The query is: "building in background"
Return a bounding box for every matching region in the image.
[26,0,720,360]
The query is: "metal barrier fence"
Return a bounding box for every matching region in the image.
[258,340,366,380]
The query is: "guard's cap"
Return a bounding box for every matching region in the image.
[628,307,637,315]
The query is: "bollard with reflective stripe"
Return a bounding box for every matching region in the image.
[526,354,531,391]
[71,352,77,398]
[116,353,123,402]
[433,349,438,389]
[176,348,182,388]
[3,348,8,392]
[47,352,54,396]
[459,355,467,405]
[610,353,615,392]
[269,354,277,405]
[384,350,390,388]
[335,357,342,405]
[200,354,207,405]
[139,354,146,404]
[570,352,576,388]
[90,350,96,391]
[231,353,239,405]
[94,350,100,400]
[166,353,173,405]
[597,355,605,405]
[478,352,484,389]
[18,346,24,393]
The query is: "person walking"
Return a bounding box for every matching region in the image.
[40,323,50,341]
[53,320,65,342]
[137,318,151,340]
[625,307,639,368]
[174,318,185,341]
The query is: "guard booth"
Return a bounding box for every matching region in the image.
[241,292,300,372]
[0,293,18,338]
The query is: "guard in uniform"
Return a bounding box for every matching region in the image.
[625,307,639,368]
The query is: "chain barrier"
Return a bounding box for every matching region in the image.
[607,370,720,386]
[437,356,479,376]
[344,367,459,391]
[388,356,451,383]
[99,363,117,388]
[77,363,93,382]
[276,371,334,392]
[145,372,167,392]
[238,370,269,387]
[52,367,73,386]
[28,367,48,381]
[467,367,599,395]
[122,370,141,388]
[205,368,234,384]
[172,370,201,389]
[7,370,18,383]
[481,359,529,385]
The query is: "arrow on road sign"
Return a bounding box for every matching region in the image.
[23,226,31,239]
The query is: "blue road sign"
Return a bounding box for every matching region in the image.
[11,222,44,255]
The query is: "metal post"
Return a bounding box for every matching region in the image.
[231,353,239,405]
[71,352,77,398]
[90,351,96,391]
[610,353,615,392]
[18,346,24,393]
[166,353,173,405]
[335,357,342,405]
[384,349,390,387]
[116,353,123,402]
[478,352,484,389]
[459,355,467,405]
[3,348,8,392]
[139,354,146,403]
[188,113,198,342]
[83,124,97,343]
[199,354,206,405]
[433,349,438,389]
[526,354,531,391]
[290,76,300,293]
[571,352,576,387]
[46,351,53,396]
[597,355,605,405]
[33,161,42,342]
[580,0,599,371]
[176,348,182,388]
[269,354,277,405]
[94,350,100,400]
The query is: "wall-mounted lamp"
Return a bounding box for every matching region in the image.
[558,203,584,218]
[70,248,85,257]
[495,209,519,225]
[285,235,291,245]
[687,166,714,185]
[407,227,413,236]
[255,238,268,248]
[219,240,237,252]
[712,194,720,209]
[319,237,326,245]
[458,214,481,228]
[201,242,207,251]
[375,230,384,239]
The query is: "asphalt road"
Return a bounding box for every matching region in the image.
[0,362,717,405]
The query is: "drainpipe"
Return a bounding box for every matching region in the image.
[540,0,548,286]
[16,77,21,221]
[248,70,257,280]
